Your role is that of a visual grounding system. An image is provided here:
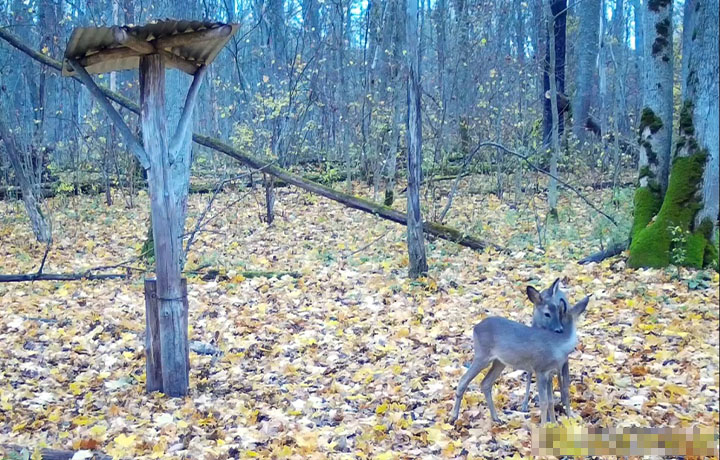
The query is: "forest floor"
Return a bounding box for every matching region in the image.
[0,177,718,459]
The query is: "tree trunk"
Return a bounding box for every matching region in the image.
[628,0,718,269]
[0,118,52,243]
[687,0,719,240]
[629,0,674,241]
[140,55,189,396]
[546,1,561,215]
[405,0,428,278]
[542,0,567,147]
[572,0,600,142]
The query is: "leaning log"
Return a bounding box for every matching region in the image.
[0,29,502,253]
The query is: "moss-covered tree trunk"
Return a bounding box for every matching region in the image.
[628,0,718,269]
[630,0,673,240]
[687,0,719,244]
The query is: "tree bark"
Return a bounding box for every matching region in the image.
[630,0,674,241]
[406,0,429,278]
[687,0,719,239]
[542,0,567,147]
[572,0,601,142]
[546,1,561,214]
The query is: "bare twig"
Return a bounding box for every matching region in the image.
[184,169,266,254]
[478,141,618,226]
[345,230,392,258]
[36,239,52,276]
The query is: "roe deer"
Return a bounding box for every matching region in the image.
[521,279,573,417]
[450,291,590,425]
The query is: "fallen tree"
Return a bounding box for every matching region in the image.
[0,28,502,253]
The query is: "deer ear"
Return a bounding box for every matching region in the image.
[570,295,591,317]
[526,286,542,305]
[550,278,561,296]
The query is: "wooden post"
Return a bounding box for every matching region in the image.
[140,54,189,396]
[144,278,189,394]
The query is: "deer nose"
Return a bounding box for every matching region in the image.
[554,327,564,334]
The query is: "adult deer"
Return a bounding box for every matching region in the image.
[450,282,590,424]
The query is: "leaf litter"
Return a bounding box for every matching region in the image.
[0,183,717,459]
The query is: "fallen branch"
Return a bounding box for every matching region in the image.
[0,28,503,253]
[578,240,629,265]
[190,268,302,281]
[1,445,111,460]
[0,272,129,283]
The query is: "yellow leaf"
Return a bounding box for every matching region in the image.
[376,402,389,415]
[72,415,92,426]
[47,408,61,422]
[114,433,136,449]
[90,424,107,438]
[664,384,688,395]
[375,452,395,460]
[295,431,318,451]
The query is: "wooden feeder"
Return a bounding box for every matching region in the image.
[62,20,237,397]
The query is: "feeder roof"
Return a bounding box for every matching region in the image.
[62,19,237,77]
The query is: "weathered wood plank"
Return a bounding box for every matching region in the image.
[144,279,163,392]
[140,54,189,397]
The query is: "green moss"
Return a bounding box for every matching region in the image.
[639,108,663,135]
[141,222,155,263]
[679,101,695,136]
[631,187,662,239]
[704,241,719,271]
[384,189,395,206]
[639,166,655,180]
[696,217,715,239]
[652,19,671,57]
[648,0,670,11]
[629,153,707,268]
[684,232,706,268]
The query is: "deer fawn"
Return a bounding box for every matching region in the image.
[521,279,573,417]
[450,282,590,425]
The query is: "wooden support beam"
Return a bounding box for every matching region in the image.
[170,65,207,158]
[80,46,142,68]
[67,59,149,169]
[140,54,190,397]
[153,25,232,49]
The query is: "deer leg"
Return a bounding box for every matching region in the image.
[450,353,490,422]
[560,360,573,418]
[536,373,550,425]
[521,372,532,412]
[480,360,506,423]
[545,373,557,423]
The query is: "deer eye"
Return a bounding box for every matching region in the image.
[544,312,551,318]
